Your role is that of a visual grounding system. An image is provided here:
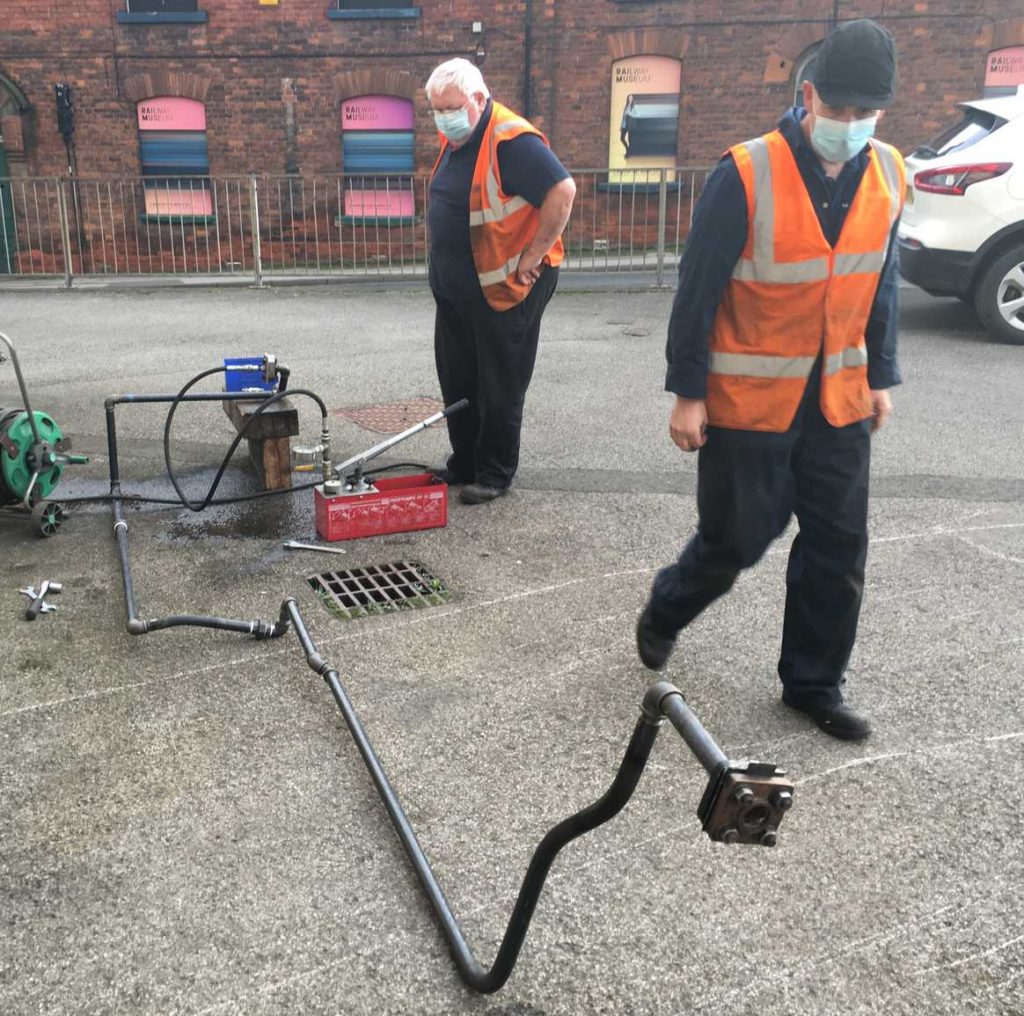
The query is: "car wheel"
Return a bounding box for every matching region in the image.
[974,243,1024,345]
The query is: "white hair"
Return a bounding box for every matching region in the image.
[425,58,490,101]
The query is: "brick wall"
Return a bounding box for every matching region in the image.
[1,0,1021,177]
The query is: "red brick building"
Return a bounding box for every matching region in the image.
[1,1,1022,276]
[3,0,1024,177]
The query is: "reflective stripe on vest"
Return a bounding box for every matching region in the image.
[468,195,529,227]
[869,138,904,233]
[477,255,523,287]
[708,344,867,379]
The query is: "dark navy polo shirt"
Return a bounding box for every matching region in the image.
[665,107,902,399]
[428,100,571,302]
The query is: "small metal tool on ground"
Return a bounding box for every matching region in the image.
[283,540,347,556]
[19,579,63,620]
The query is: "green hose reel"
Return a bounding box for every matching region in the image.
[0,409,86,505]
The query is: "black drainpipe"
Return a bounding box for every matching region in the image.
[523,0,533,119]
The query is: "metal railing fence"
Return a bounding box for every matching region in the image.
[0,168,711,287]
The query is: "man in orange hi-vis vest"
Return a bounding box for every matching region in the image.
[425,58,576,505]
[637,21,906,742]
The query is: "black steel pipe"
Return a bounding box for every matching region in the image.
[108,391,283,405]
[104,399,120,484]
[104,396,292,640]
[285,599,728,994]
[112,493,141,627]
[649,682,730,775]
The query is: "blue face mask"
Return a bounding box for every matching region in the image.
[433,106,474,144]
[811,113,878,163]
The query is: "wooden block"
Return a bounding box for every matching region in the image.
[223,396,300,491]
[252,435,293,491]
[223,396,299,440]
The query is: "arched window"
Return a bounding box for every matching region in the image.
[137,97,212,218]
[341,95,415,222]
[793,47,820,109]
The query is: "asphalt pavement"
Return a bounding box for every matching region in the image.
[1,282,1022,1016]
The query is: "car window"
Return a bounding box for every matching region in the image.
[912,109,1006,160]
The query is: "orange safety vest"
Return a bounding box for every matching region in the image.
[431,101,565,312]
[706,129,905,432]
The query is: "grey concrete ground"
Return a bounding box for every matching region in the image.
[0,283,1022,1016]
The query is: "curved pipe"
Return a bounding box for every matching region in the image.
[0,331,41,445]
[285,599,731,993]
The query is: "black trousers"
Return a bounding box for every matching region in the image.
[649,371,872,708]
[432,266,558,489]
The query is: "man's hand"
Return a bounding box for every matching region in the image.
[516,251,545,286]
[516,177,576,286]
[669,396,707,452]
[869,389,892,433]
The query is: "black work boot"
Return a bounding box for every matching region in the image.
[432,465,473,486]
[459,483,509,505]
[636,603,677,671]
[783,697,872,741]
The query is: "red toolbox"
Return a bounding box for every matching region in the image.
[314,473,448,542]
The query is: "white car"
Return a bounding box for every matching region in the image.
[898,86,1024,344]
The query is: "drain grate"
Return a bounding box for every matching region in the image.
[333,398,445,435]
[308,561,451,620]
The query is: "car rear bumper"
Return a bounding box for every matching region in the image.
[897,237,975,297]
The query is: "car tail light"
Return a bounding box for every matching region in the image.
[914,162,1012,196]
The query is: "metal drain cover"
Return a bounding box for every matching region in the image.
[308,562,451,619]
[333,398,445,435]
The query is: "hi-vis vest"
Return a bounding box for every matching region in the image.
[706,130,905,432]
[431,101,565,311]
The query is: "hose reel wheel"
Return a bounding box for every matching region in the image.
[0,409,67,504]
[31,501,65,537]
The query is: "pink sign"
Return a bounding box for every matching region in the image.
[144,187,213,217]
[138,97,207,132]
[985,47,1024,88]
[342,95,414,132]
[344,188,414,218]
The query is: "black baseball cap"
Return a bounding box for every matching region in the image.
[813,19,897,109]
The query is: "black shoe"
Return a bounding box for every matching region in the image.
[432,466,474,486]
[784,698,872,741]
[636,604,676,671]
[459,483,509,505]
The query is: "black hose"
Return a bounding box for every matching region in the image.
[162,367,328,512]
[60,464,436,509]
[363,461,435,479]
[59,479,323,508]
[59,467,433,508]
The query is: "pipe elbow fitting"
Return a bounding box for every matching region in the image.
[126,618,148,636]
[641,680,683,722]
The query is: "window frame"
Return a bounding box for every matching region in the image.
[327,0,421,21]
[136,97,215,224]
[339,94,417,226]
[117,1,208,25]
